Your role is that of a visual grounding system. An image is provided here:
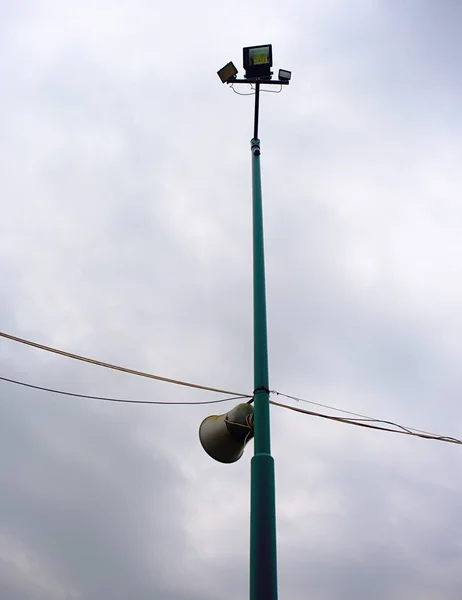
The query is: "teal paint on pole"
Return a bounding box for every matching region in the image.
[249,84,278,600]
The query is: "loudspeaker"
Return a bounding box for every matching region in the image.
[199,403,254,463]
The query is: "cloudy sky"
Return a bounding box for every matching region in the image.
[1,0,462,598]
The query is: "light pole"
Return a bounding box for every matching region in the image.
[200,44,291,600]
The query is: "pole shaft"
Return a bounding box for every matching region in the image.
[249,83,278,600]
[253,83,260,140]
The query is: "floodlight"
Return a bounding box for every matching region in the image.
[243,44,273,79]
[278,69,291,81]
[217,61,238,83]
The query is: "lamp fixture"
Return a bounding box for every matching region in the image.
[243,44,273,80]
[217,61,238,83]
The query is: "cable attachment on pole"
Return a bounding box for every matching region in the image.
[253,386,270,394]
[251,138,261,156]
[248,386,270,404]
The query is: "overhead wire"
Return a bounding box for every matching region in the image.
[0,376,249,406]
[270,399,462,446]
[271,391,441,438]
[0,373,461,446]
[273,391,376,419]
[0,331,250,398]
[1,333,460,446]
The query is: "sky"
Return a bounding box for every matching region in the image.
[1,0,462,598]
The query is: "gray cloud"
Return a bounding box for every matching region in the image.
[1,0,462,598]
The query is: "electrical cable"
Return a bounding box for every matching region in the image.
[0,331,250,398]
[270,399,462,446]
[229,83,282,95]
[273,391,375,418]
[261,85,282,93]
[0,376,249,406]
[230,84,255,96]
[1,374,460,446]
[272,391,440,437]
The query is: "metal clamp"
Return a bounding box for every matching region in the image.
[251,138,261,156]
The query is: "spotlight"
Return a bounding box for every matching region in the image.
[243,44,273,80]
[278,69,291,81]
[217,61,238,83]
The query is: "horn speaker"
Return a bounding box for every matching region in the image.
[199,403,254,463]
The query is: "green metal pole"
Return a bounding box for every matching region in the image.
[249,83,278,600]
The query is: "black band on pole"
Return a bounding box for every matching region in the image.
[253,386,270,394]
[247,388,270,405]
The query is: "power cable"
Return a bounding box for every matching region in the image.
[270,399,462,446]
[273,391,376,419]
[272,391,440,437]
[229,84,282,96]
[0,376,248,406]
[0,331,250,398]
[1,374,460,446]
[261,85,282,93]
[230,84,255,96]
